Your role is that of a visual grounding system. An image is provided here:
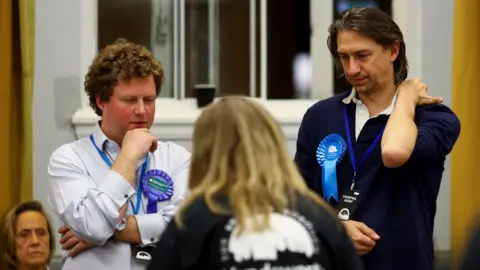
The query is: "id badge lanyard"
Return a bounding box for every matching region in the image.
[89,135,148,215]
[343,106,384,190]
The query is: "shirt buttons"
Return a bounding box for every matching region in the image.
[150,237,155,242]
[359,110,364,115]
[124,194,128,198]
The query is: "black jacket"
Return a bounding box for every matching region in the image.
[147,195,363,270]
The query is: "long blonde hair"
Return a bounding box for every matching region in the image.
[0,200,55,270]
[176,96,332,233]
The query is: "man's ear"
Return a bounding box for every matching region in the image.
[96,96,105,111]
[389,41,400,63]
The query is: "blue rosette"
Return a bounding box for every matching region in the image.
[141,170,175,213]
[316,133,347,202]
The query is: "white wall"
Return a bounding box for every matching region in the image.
[34,0,84,256]
[34,0,455,257]
[420,0,455,251]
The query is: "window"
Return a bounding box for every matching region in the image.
[83,0,412,103]
[97,0,313,99]
[72,0,419,141]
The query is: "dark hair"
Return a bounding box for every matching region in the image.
[0,201,56,270]
[84,38,165,116]
[327,7,408,85]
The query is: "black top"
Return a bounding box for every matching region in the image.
[294,92,461,270]
[147,196,364,270]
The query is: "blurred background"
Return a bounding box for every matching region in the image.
[1,0,479,269]
[97,0,393,99]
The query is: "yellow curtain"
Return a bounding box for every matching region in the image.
[18,0,35,204]
[0,0,35,217]
[451,0,480,267]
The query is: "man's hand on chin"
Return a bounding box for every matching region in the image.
[342,220,380,255]
[58,225,95,258]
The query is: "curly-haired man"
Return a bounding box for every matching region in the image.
[47,39,190,270]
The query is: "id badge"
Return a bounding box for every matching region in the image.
[132,245,153,261]
[337,189,361,221]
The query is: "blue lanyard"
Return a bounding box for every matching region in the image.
[343,106,384,190]
[89,135,148,215]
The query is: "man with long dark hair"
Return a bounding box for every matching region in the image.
[295,7,460,270]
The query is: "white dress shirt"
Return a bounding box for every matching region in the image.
[342,88,396,138]
[47,124,190,270]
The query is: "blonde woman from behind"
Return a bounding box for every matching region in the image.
[148,96,363,270]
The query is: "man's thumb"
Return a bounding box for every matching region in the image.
[358,223,380,240]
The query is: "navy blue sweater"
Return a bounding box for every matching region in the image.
[294,92,460,270]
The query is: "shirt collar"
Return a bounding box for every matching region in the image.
[91,121,122,153]
[91,122,110,149]
[342,88,397,116]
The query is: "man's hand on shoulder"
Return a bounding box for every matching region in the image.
[382,78,445,168]
[342,220,380,255]
[397,78,443,107]
[58,225,95,258]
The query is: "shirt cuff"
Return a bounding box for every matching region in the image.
[116,217,127,231]
[134,213,168,246]
[98,170,136,207]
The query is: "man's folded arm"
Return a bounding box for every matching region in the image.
[48,145,136,245]
[114,158,190,246]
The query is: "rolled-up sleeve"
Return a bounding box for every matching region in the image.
[409,104,461,165]
[48,145,136,245]
[135,145,190,245]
